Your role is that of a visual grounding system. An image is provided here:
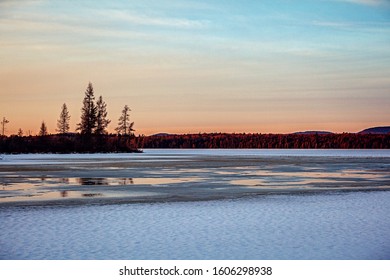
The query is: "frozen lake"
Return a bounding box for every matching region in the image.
[1,149,389,205]
[1,191,389,259]
[0,149,389,259]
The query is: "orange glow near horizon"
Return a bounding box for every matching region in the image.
[2,109,387,137]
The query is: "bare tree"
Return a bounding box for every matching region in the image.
[95,96,110,135]
[39,121,48,136]
[17,128,23,137]
[115,105,134,135]
[77,82,97,135]
[57,103,71,134]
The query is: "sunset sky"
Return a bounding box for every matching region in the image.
[1,0,389,136]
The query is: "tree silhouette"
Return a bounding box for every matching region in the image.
[140,133,390,149]
[1,117,9,136]
[116,105,134,135]
[1,132,389,153]
[77,82,97,135]
[39,121,48,136]
[17,128,23,137]
[95,96,110,135]
[57,103,71,134]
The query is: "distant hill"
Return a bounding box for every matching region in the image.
[359,126,390,134]
[150,133,173,137]
[293,131,333,135]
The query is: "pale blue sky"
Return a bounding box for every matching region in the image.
[0,0,389,135]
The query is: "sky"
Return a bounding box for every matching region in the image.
[0,0,389,135]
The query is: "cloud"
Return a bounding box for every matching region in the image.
[311,19,390,35]
[98,10,209,29]
[336,0,388,6]
[0,0,44,7]
[312,21,353,28]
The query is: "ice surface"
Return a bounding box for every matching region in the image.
[1,149,390,165]
[1,149,389,204]
[1,150,389,259]
[1,191,389,260]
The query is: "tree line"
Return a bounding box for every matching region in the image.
[0,134,141,153]
[3,82,135,137]
[1,131,388,153]
[140,133,390,149]
[0,82,139,153]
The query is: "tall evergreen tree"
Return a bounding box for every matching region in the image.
[56,103,71,134]
[77,82,97,135]
[95,96,110,135]
[115,105,134,135]
[1,117,9,136]
[39,121,48,136]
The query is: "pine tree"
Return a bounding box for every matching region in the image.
[95,96,110,135]
[57,103,71,134]
[39,121,48,136]
[77,82,97,135]
[17,128,23,137]
[115,105,134,135]
[1,117,9,136]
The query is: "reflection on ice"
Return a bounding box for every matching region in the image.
[81,193,103,197]
[78,178,109,185]
[0,176,205,203]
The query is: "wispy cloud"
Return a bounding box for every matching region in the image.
[312,20,354,28]
[336,0,388,6]
[311,19,390,34]
[0,0,44,7]
[98,10,209,29]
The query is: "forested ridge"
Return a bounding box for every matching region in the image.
[1,132,389,153]
[140,133,390,149]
